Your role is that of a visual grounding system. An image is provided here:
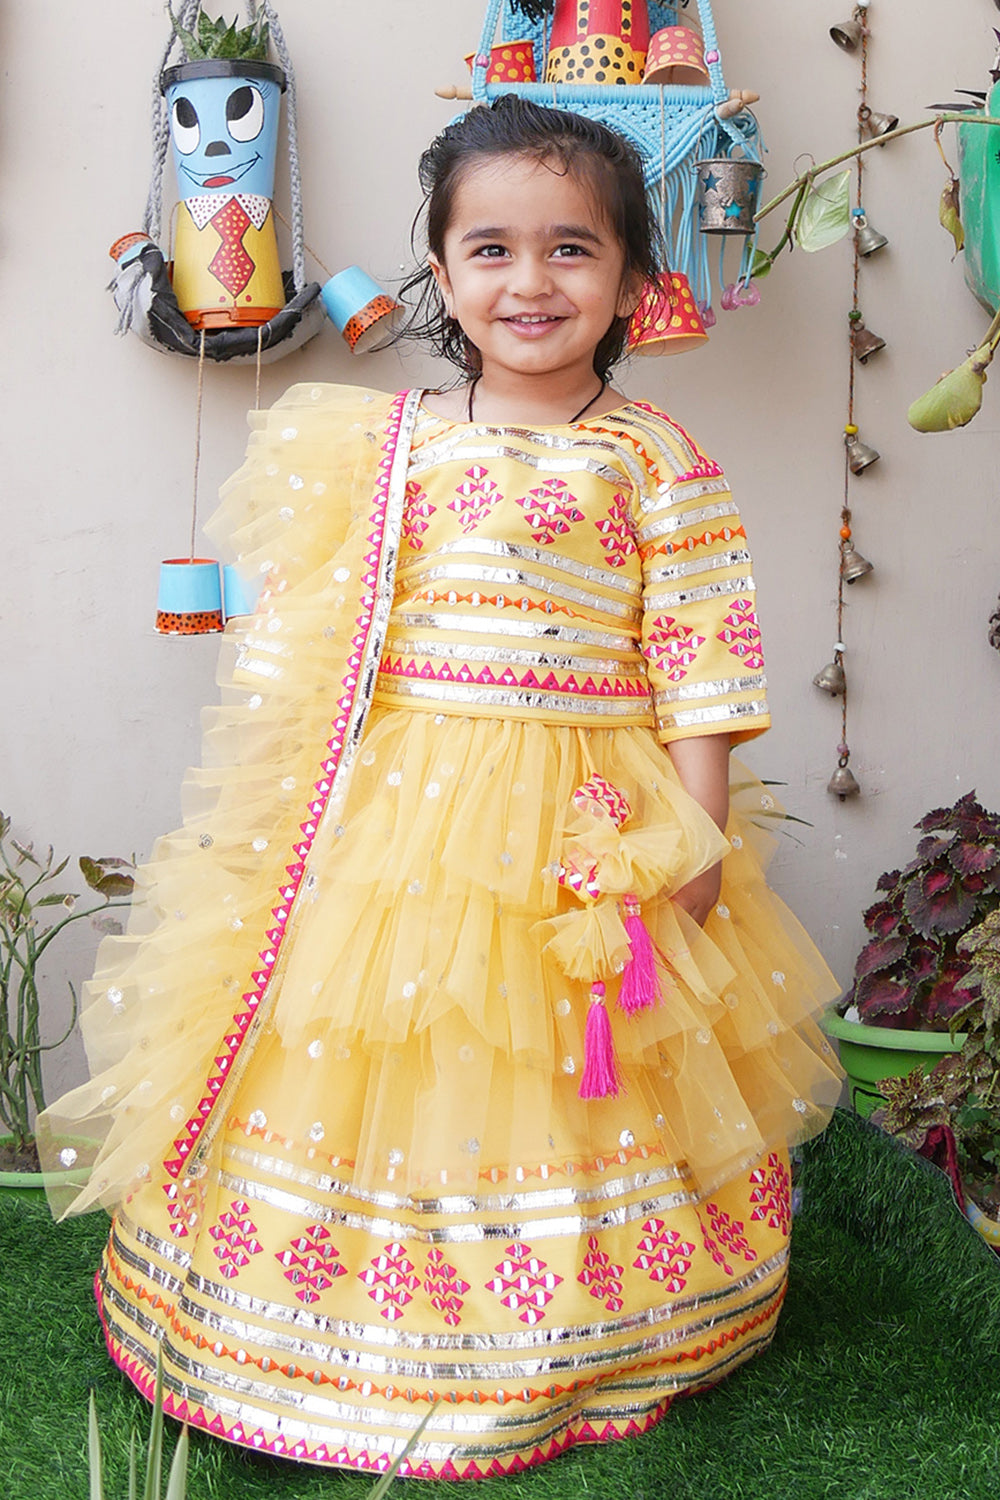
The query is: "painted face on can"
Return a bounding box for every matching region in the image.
[164,70,283,200]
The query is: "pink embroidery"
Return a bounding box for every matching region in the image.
[749,1153,791,1235]
[377,655,650,699]
[699,1205,758,1278]
[401,479,435,551]
[486,1242,563,1325]
[208,1198,264,1279]
[644,617,706,681]
[595,492,636,568]
[162,1178,204,1240]
[358,1242,420,1321]
[577,1234,625,1312]
[449,465,502,533]
[633,1218,696,1293]
[424,1247,471,1327]
[275,1224,347,1305]
[517,479,585,544]
[718,599,764,671]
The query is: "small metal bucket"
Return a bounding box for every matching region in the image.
[695,157,765,235]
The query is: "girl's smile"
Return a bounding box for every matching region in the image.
[428,153,640,416]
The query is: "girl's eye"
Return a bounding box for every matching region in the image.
[474,245,508,259]
[554,244,589,258]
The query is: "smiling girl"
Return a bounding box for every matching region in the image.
[41,96,842,1478]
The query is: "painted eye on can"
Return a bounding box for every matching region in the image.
[226,85,264,143]
[171,95,200,155]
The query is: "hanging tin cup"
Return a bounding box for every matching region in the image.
[155,558,224,635]
[695,157,764,235]
[161,59,287,330]
[465,40,537,83]
[321,266,404,354]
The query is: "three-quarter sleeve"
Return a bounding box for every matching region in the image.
[626,409,770,746]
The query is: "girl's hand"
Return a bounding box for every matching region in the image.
[671,861,723,927]
[666,732,731,927]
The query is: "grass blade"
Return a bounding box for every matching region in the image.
[87,1391,104,1500]
[128,1428,138,1500]
[143,1348,165,1500]
[367,1404,439,1500]
[165,1425,189,1500]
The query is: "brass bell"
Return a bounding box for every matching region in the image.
[852,324,886,362]
[813,659,847,695]
[830,18,864,50]
[858,105,899,144]
[841,544,874,583]
[855,216,889,256]
[845,431,880,474]
[828,758,861,800]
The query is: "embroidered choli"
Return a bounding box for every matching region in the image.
[374,401,770,743]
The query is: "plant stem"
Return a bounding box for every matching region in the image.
[755,113,1000,224]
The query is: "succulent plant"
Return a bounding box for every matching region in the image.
[168,5,270,62]
[845,792,1000,1031]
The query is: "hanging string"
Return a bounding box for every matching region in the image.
[189,329,207,561]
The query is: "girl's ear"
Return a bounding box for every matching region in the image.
[616,269,644,321]
[428,254,455,318]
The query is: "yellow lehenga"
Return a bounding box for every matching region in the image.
[38,385,842,1478]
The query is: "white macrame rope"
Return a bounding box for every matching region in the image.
[144,0,200,241]
[260,0,306,293]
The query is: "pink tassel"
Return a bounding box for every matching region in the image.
[578,982,622,1099]
[618,895,661,1015]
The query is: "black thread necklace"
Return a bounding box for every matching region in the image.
[465,375,607,425]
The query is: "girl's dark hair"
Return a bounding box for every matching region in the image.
[400,95,661,381]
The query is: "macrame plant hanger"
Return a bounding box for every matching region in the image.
[471,0,762,316]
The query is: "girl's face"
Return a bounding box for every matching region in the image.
[428,153,639,391]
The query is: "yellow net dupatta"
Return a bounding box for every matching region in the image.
[38,386,420,1218]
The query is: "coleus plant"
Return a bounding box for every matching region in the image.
[846,792,1000,1031]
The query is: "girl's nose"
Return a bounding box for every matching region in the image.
[508,255,553,297]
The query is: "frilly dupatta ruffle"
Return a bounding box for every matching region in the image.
[538,774,730,1099]
[38,385,420,1218]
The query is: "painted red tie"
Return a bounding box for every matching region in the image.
[208,199,255,296]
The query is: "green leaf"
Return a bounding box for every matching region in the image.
[794,170,852,253]
[908,349,990,432]
[35,892,76,907]
[940,176,965,255]
[747,247,773,280]
[88,1392,105,1500]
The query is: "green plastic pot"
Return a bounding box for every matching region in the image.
[820,1011,965,1119]
[0,1136,90,1198]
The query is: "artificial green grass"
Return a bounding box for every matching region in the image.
[3,1110,1000,1500]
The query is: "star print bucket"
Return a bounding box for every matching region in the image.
[160,60,287,329]
[695,157,765,235]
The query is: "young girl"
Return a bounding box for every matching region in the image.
[40,96,842,1478]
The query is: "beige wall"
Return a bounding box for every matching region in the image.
[2,1,998,1096]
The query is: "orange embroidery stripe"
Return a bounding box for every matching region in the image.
[413,588,594,623]
[641,524,746,562]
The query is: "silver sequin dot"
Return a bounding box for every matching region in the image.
[248,1110,267,1130]
[772,970,786,988]
[259,559,275,574]
[311,982,323,996]
[434,714,445,725]
[279,506,294,522]
[555,998,571,1017]
[333,567,351,583]
[716,904,730,920]
[198,834,213,849]
[661,1066,673,1081]
[654,1113,666,1130]
[313,480,327,496]
[252,837,269,853]
[361,749,376,766]
[731,834,743,849]
[512,781,526,796]
[696,1028,712,1045]
[248,694,263,710]
[135,1163,150,1179]
[169,1103,185,1121]
[736,1120,749,1131]
[387,771,403,787]
[336,1045,352,1061]
[388,1148,404,1166]
[724,992,739,1009]
[562,1056,576,1074]
[425,782,441,799]
[793,1098,808,1114]
[107,988,125,1014]
[282,776,296,790]
[266,616,282,633]
[459,1045,475,1064]
[402,981,417,999]
[288,474,304,490]
[309,1122,325,1143]
[499,851,513,866]
[408,880,424,895]
[59,1148,78,1168]
[229,917,243,931]
[101,1085,117,1102]
[462,1138,481,1155]
[265,462,279,476]
[761,794,775,810]
[619,1129,635,1148]
[767,1021,780,1036]
[281,426,298,441]
[334,825,346,839]
[308,1040,324,1059]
